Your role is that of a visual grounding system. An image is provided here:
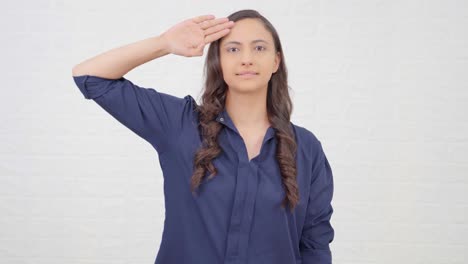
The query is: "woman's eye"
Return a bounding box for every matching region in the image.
[227,46,265,53]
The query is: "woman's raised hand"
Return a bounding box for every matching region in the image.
[161,14,235,57]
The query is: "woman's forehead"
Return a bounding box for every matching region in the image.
[221,20,272,44]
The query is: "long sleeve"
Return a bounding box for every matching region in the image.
[300,145,335,263]
[72,74,195,154]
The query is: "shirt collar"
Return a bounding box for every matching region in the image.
[215,108,276,142]
[215,108,236,132]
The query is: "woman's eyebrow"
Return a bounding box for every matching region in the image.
[223,39,269,46]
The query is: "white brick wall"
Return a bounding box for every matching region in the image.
[1,0,467,263]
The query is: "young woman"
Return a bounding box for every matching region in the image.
[72,9,335,264]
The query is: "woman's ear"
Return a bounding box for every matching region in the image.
[273,51,281,73]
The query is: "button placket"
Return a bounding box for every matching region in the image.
[238,163,259,262]
[223,162,249,262]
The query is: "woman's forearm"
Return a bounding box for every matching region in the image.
[72,34,170,79]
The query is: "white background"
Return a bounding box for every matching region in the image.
[1,0,467,263]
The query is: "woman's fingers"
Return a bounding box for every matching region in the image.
[204,28,231,44]
[199,17,230,30]
[204,20,234,36]
[188,14,234,47]
[191,14,215,24]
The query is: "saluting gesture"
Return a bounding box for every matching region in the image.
[161,14,235,57]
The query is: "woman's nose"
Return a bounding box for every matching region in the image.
[241,51,253,65]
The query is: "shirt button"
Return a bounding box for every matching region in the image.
[220,117,224,122]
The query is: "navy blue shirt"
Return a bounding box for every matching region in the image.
[73,74,335,264]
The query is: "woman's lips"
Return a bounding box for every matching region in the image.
[236,72,259,78]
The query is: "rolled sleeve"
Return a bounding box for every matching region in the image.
[300,144,335,264]
[72,74,195,153]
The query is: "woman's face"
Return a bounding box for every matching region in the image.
[219,18,280,94]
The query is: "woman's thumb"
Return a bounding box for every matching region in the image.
[195,43,205,55]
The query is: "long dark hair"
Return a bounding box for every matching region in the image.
[190,9,298,212]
